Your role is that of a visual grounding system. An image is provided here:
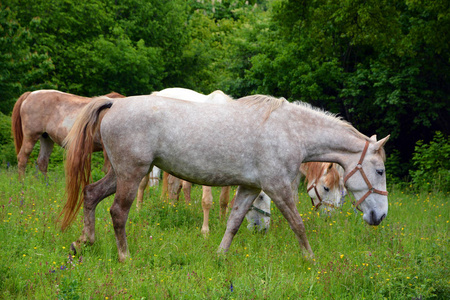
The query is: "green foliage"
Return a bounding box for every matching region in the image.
[410,131,450,192]
[0,113,16,166]
[385,149,409,187]
[57,277,80,300]
[0,4,55,113]
[1,0,449,183]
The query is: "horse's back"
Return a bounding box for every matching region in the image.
[20,90,92,144]
[153,88,208,103]
[205,90,233,104]
[101,95,298,187]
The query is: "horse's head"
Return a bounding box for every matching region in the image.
[344,135,390,226]
[246,192,271,232]
[306,163,346,212]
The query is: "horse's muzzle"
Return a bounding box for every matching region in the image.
[366,210,386,226]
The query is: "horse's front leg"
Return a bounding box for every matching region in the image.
[201,186,213,235]
[72,169,117,254]
[136,174,149,210]
[219,186,231,220]
[218,186,260,254]
[110,177,141,262]
[161,172,169,198]
[267,185,314,258]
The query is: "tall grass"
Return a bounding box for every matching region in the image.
[0,168,448,299]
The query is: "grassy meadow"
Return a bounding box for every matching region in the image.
[0,167,448,299]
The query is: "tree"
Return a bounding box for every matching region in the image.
[3,0,189,97]
[0,4,54,114]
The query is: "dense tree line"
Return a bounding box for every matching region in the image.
[0,0,448,181]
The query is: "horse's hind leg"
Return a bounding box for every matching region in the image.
[219,186,231,220]
[218,186,260,254]
[201,186,213,235]
[37,135,54,175]
[136,174,149,210]
[17,134,40,178]
[110,177,142,262]
[72,169,117,253]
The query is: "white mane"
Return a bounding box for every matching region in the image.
[292,101,370,141]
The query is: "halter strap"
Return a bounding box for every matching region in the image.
[344,141,388,212]
[307,183,336,211]
[249,205,271,217]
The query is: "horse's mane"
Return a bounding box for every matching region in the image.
[303,162,341,190]
[104,92,125,99]
[293,101,389,161]
[238,95,287,121]
[324,164,341,190]
[292,101,370,142]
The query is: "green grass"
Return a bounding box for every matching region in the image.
[0,168,448,299]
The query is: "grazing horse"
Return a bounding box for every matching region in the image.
[61,94,389,262]
[245,192,272,232]
[238,162,346,231]
[136,88,234,235]
[11,89,125,177]
[300,162,347,211]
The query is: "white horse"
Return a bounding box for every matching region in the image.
[245,192,272,231]
[62,94,389,262]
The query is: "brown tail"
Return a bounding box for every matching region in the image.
[11,92,31,155]
[59,97,114,231]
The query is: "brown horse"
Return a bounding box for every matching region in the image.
[11,89,125,177]
[300,162,347,211]
[156,171,231,235]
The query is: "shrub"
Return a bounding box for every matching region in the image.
[0,112,17,166]
[410,131,450,192]
[385,149,409,187]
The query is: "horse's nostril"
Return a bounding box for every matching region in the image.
[370,210,376,222]
[380,213,386,222]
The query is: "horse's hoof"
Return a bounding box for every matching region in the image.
[70,242,79,256]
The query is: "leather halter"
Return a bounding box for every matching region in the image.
[344,141,388,212]
[307,183,336,211]
[249,205,271,217]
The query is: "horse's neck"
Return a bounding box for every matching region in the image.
[294,111,368,171]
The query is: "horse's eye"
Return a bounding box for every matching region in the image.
[323,187,330,192]
[376,169,384,176]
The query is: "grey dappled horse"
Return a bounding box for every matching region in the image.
[61,94,389,262]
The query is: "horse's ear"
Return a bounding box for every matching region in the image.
[373,135,390,151]
[370,134,377,141]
